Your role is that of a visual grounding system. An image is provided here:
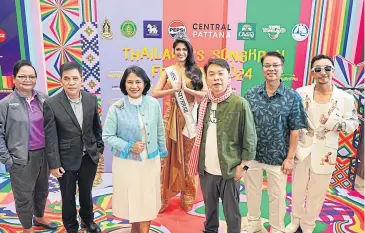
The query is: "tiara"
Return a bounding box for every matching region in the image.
[174,31,190,43]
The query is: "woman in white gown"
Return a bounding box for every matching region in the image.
[103,66,168,233]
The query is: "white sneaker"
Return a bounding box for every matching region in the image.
[284,222,300,233]
[241,225,261,233]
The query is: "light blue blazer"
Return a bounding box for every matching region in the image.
[102,95,168,160]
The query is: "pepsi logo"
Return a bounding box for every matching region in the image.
[168,20,186,38]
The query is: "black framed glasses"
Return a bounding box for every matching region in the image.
[311,66,333,73]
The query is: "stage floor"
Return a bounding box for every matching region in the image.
[0,173,363,233]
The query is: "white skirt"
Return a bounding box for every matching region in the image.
[112,156,161,222]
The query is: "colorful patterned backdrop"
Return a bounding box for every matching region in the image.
[0,0,364,232]
[97,0,364,176]
[0,0,25,93]
[40,0,82,96]
[0,0,364,183]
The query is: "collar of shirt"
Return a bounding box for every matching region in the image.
[258,81,285,97]
[66,92,82,104]
[15,88,37,101]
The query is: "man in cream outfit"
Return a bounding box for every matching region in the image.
[285,54,359,233]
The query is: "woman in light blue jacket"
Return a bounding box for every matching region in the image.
[102,66,167,233]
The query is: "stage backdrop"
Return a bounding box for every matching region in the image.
[0,0,364,188]
[97,0,364,175]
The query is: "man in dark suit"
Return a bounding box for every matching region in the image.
[43,62,104,233]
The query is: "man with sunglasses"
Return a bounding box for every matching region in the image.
[285,55,359,233]
[242,51,307,233]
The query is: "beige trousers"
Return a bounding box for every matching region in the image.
[244,161,288,233]
[291,155,332,231]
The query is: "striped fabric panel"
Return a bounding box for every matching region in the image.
[0,76,14,89]
[81,0,97,22]
[304,0,364,85]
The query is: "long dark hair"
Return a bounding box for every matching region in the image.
[173,40,203,91]
[12,60,37,91]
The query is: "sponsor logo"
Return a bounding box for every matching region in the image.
[120,20,137,38]
[108,71,124,78]
[168,20,186,38]
[262,25,286,39]
[292,23,309,41]
[111,85,120,90]
[237,23,256,40]
[143,21,162,38]
[281,73,298,81]
[0,29,6,43]
[101,18,113,40]
[192,23,231,39]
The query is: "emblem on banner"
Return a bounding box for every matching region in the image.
[143,21,162,38]
[237,23,256,40]
[262,25,286,39]
[292,23,309,41]
[101,18,113,40]
[0,29,6,43]
[120,20,137,38]
[168,20,186,38]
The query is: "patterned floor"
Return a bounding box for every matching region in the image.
[0,173,363,233]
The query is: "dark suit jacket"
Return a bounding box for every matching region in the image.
[44,90,104,170]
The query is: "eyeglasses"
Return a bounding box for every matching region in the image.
[16,75,37,80]
[311,66,333,73]
[263,64,282,69]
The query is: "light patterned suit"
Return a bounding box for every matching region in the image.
[288,84,359,232]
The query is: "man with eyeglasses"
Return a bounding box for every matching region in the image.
[242,51,307,233]
[285,54,359,233]
[43,62,104,233]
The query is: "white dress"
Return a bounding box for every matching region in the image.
[112,96,161,222]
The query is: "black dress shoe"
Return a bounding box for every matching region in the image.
[81,221,101,233]
[33,218,58,229]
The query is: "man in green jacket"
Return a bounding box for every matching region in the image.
[188,58,257,233]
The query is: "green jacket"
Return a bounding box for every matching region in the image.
[198,94,257,179]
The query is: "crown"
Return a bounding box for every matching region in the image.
[174,31,190,43]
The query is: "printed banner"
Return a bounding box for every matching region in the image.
[98,0,364,172]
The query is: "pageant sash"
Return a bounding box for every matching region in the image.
[165,66,197,139]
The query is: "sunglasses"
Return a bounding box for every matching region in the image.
[311,66,333,73]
